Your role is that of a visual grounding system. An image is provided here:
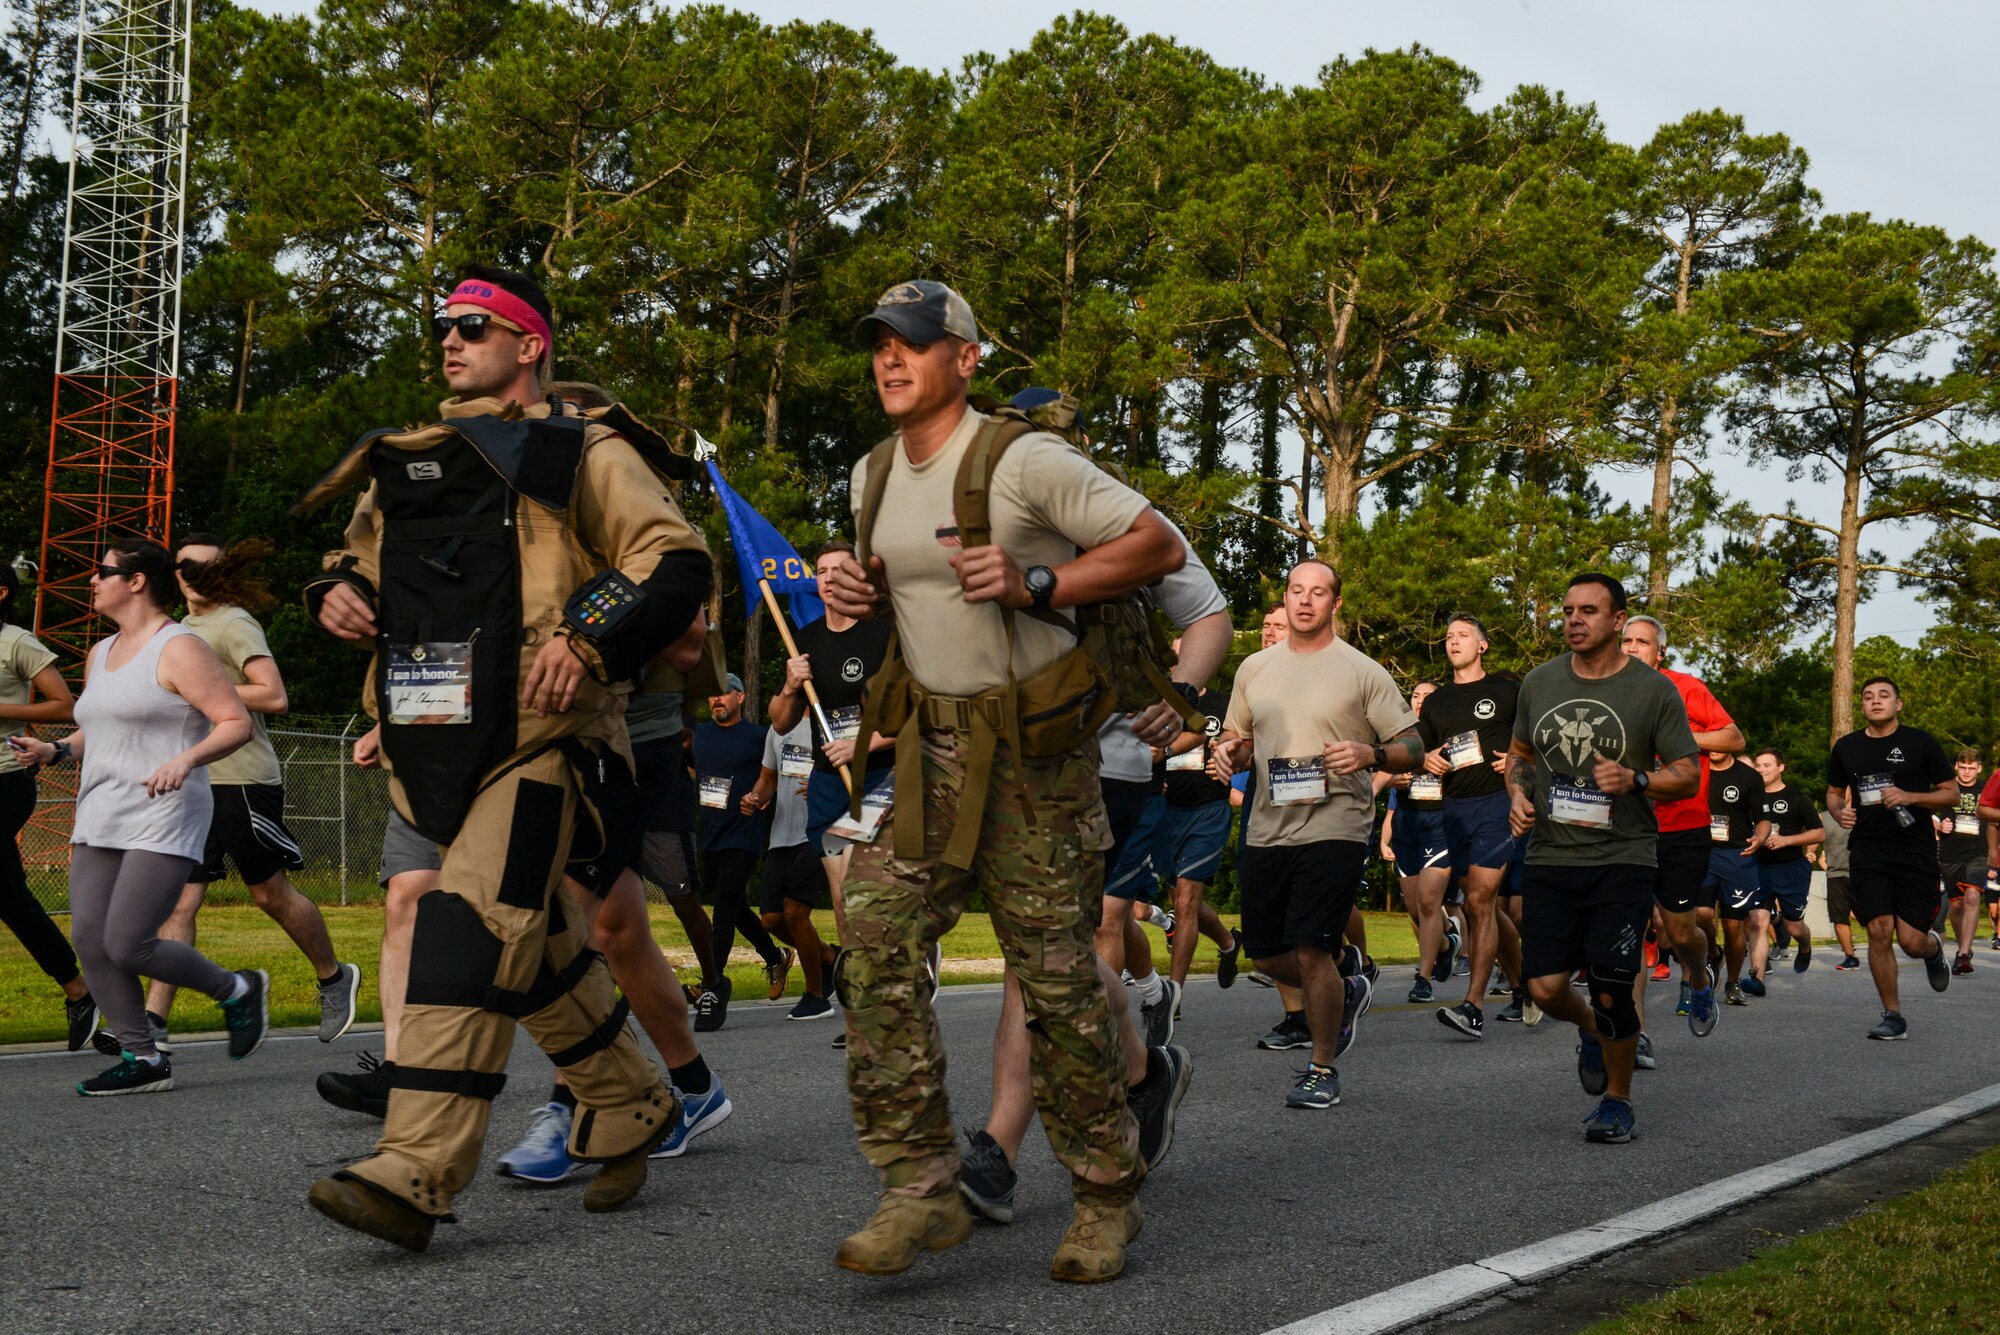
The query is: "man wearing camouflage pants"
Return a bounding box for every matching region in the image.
[821,280,1186,1283]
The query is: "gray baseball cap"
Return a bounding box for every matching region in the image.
[724,672,744,694]
[852,280,978,349]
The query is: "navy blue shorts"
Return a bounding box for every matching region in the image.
[807,764,891,858]
[1106,792,1167,899]
[1704,846,1759,896]
[1390,807,1450,879]
[1756,857,1812,923]
[1153,801,1232,886]
[1444,790,1521,877]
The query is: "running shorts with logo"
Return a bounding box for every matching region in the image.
[194,783,306,885]
[760,841,830,913]
[1755,857,1811,922]
[1153,799,1232,886]
[1653,826,1715,914]
[1238,839,1370,957]
[1390,806,1450,879]
[1520,864,1654,978]
[1702,846,1759,905]
[1103,782,1165,900]
[1443,789,1520,879]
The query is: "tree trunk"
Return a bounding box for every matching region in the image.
[1647,389,1678,608]
[1828,417,1867,743]
[742,601,763,724]
[232,298,257,417]
[1256,377,1282,569]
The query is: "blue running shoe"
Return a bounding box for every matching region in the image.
[1740,973,1767,998]
[496,1102,576,1183]
[1687,986,1718,1038]
[1582,1096,1636,1144]
[1675,982,1691,1017]
[1576,1036,1607,1096]
[651,1077,733,1158]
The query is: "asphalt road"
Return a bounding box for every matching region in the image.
[4,953,1998,1335]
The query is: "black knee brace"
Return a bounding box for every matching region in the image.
[1589,965,1642,1041]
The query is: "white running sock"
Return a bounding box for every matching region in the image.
[1146,905,1172,930]
[1131,970,1165,1006]
[223,973,249,1002]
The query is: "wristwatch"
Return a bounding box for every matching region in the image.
[1023,565,1057,611]
[1371,744,1387,770]
[1631,767,1650,793]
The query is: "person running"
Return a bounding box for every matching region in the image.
[1417,614,1522,1039]
[0,561,98,1050]
[1246,603,1310,1036]
[1378,680,1455,1002]
[1980,763,2000,950]
[137,535,358,1056]
[821,280,1184,1282]
[1819,805,1860,968]
[1827,676,1957,1041]
[1506,572,1699,1145]
[691,673,790,1031]
[9,540,270,1094]
[630,681,723,999]
[1702,747,1769,1006]
[1745,748,1823,983]
[1153,666,1244,993]
[748,715,836,1018]
[1214,558,1419,1110]
[1935,749,1988,973]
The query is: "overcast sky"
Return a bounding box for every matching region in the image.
[239,0,1994,642]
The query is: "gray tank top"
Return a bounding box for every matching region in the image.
[71,622,214,861]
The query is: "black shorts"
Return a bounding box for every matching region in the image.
[1653,827,1715,914]
[636,830,697,898]
[567,747,643,899]
[194,784,305,886]
[1519,863,1654,979]
[760,841,828,913]
[1238,839,1368,958]
[633,736,696,833]
[1826,875,1854,924]
[1851,861,1941,933]
[1941,856,1988,898]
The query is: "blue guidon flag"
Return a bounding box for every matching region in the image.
[701,441,825,626]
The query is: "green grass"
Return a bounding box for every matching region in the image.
[0,902,1426,1046]
[1585,1144,2000,1334]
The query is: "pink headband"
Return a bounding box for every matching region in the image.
[447,279,553,361]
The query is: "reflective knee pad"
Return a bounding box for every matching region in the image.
[1589,966,1641,1041]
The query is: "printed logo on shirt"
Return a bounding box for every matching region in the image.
[1771,799,1790,814]
[1474,698,1497,720]
[1534,699,1628,772]
[841,656,864,683]
[1887,747,1905,763]
[1722,784,1741,803]
[935,510,961,549]
[1203,714,1223,739]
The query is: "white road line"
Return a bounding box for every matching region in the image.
[1265,1079,2000,1335]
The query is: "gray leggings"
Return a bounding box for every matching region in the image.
[70,845,235,1058]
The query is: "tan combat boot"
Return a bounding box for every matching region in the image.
[308,1174,438,1253]
[582,1142,650,1213]
[1050,1196,1143,1283]
[836,1192,973,1275]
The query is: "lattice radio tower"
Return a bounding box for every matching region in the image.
[35,0,193,660]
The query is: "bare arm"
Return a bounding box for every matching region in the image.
[950,507,1186,610]
[236,654,289,716]
[1694,723,1745,754]
[149,635,253,795]
[0,664,75,724]
[1129,608,1232,746]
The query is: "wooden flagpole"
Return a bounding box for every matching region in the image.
[758,577,854,797]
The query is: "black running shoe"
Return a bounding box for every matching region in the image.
[1286,1063,1340,1109]
[1495,993,1524,1023]
[694,977,732,1033]
[65,994,100,1053]
[1433,928,1460,984]
[77,1054,172,1096]
[1217,937,1242,989]
[1130,1044,1192,1170]
[219,969,270,1060]
[959,1128,1017,1223]
[1257,1014,1312,1051]
[1868,1010,1908,1041]
[1436,1001,1484,1039]
[1925,931,1952,993]
[317,1051,394,1117]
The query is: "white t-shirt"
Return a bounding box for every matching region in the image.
[1096,532,1228,784]
[762,718,812,850]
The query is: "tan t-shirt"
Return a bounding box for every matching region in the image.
[850,407,1149,698]
[0,624,57,775]
[181,606,282,786]
[1224,635,1416,847]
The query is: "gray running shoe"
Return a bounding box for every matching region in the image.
[1635,1032,1657,1070]
[1867,1010,1908,1041]
[1257,1015,1312,1051]
[318,962,362,1043]
[1286,1063,1340,1109]
[1141,979,1180,1049]
[1130,1044,1192,1169]
[1924,932,1951,993]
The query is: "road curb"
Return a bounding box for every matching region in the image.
[1265,1079,2000,1335]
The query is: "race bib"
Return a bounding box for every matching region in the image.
[1856,773,1893,807]
[1268,756,1328,807]
[1409,773,1444,801]
[780,742,813,779]
[1710,814,1730,844]
[697,775,731,810]
[826,773,894,843]
[1165,747,1206,773]
[1548,778,1613,828]
[1445,730,1485,771]
[386,642,472,725]
[1955,810,1984,836]
[825,706,862,744]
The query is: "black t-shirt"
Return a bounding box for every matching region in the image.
[1827,724,1953,869]
[1416,673,1517,800]
[1939,783,1987,863]
[1706,759,1764,849]
[693,719,770,854]
[1162,689,1231,808]
[791,615,895,775]
[1755,783,1816,864]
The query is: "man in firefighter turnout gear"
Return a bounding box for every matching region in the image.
[297,267,713,1250]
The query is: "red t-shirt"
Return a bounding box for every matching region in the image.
[1981,770,2000,810]
[1655,667,1734,833]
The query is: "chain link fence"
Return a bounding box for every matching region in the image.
[24,714,391,912]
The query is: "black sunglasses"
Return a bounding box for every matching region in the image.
[95,564,133,580]
[431,312,519,344]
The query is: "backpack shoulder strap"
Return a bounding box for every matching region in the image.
[951,410,1041,552]
[853,435,900,570]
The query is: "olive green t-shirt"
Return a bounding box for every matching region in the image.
[850,407,1150,698]
[1514,653,1698,869]
[0,624,57,775]
[1223,635,1416,848]
[180,606,283,787]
